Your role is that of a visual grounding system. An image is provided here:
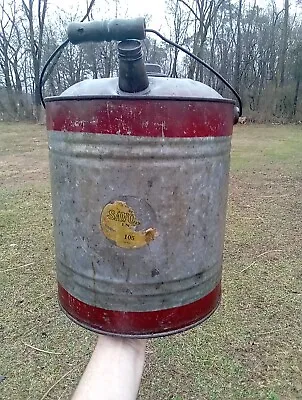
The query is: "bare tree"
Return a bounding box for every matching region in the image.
[279,0,289,87]
[21,0,48,121]
[166,0,190,77]
[291,42,302,117]
[0,0,301,122]
[0,0,32,120]
[178,0,224,80]
[234,0,243,94]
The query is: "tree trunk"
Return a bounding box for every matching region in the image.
[279,0,289,87]
[22,0,48,122]
[292,78,300,117]
[234,0,242,94]
[171,47,179,78]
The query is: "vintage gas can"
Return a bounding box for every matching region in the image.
[44,22,239,338]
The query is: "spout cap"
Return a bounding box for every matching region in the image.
[118,40,149,93]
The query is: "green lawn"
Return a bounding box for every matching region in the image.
[0,123,301,400]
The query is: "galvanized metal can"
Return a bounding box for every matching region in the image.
[46,76,234,338]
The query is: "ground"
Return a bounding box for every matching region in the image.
[0,123,301,400]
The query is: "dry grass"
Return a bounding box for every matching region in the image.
[0,122,301,400]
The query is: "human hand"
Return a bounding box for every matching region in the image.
[72,335,147,400]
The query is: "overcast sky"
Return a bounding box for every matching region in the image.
[49,0,291,33]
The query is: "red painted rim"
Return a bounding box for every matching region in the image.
[47,99,233,138]
[58,282,221,337]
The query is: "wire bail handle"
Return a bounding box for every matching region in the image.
[40,17,242,118]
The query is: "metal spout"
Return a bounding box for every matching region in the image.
[118,40,149,93]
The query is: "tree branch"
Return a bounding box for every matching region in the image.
[178,0,200,21]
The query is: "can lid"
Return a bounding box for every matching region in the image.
[145,64,166,77]
[45,76,234,104]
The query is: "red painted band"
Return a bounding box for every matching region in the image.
[58,282,221,336]
[47,99,233,138]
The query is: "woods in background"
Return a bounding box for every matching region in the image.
[0,0,301,122]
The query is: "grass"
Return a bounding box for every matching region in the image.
[0,122,301,399]
[230,124,302,172]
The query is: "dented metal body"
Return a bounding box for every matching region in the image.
[46,75,234,337]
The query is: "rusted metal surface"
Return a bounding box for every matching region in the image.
[48,131,231,314]
[46,75,234,337]
[45,76,232,100]
[46,99,234,138]
[58,283,221,338]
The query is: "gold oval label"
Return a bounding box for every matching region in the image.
[100,200,158,249]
